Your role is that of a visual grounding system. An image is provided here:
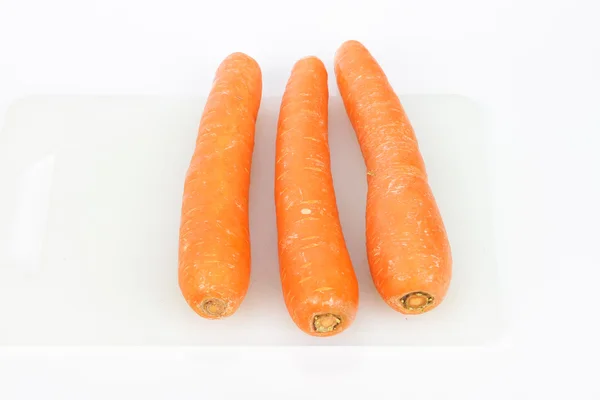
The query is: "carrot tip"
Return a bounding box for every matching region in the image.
[313,313,342,333]
[200,298,227,318]
[398,292,435,313]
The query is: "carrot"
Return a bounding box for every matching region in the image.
[334,40,452,315]
[275,56,359,336]
[178,52,262,319]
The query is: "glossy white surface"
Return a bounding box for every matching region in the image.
[0,95,499,345]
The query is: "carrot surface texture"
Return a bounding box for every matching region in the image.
[334,41,452,315]
[179,52,262,319]
[275,56,359,336]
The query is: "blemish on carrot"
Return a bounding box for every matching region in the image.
[301,235,319,241]
[299,217,320,222]
[303,166,323,173]
[299,242,322,250]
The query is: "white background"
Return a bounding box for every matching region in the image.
[0,0,599,398]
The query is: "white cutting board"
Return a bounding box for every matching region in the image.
[0,95,501,345]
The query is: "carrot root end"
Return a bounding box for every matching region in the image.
[398,292,434,313]
[313,313,342,333]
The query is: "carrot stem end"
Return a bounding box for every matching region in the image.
[200,298,227,317]
[398,292,435,312]
[313,313,342,333]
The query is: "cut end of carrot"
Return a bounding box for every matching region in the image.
[313,313,342,333]
[398,292,435,313]
[200,298,227,318]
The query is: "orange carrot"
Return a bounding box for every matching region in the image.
[179,53,262,319]
[275,56,359,336]
[334,41,452,315]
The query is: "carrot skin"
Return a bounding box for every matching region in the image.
[334,41,452,315]
[275,57,359,336]
[178,52,262,319]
